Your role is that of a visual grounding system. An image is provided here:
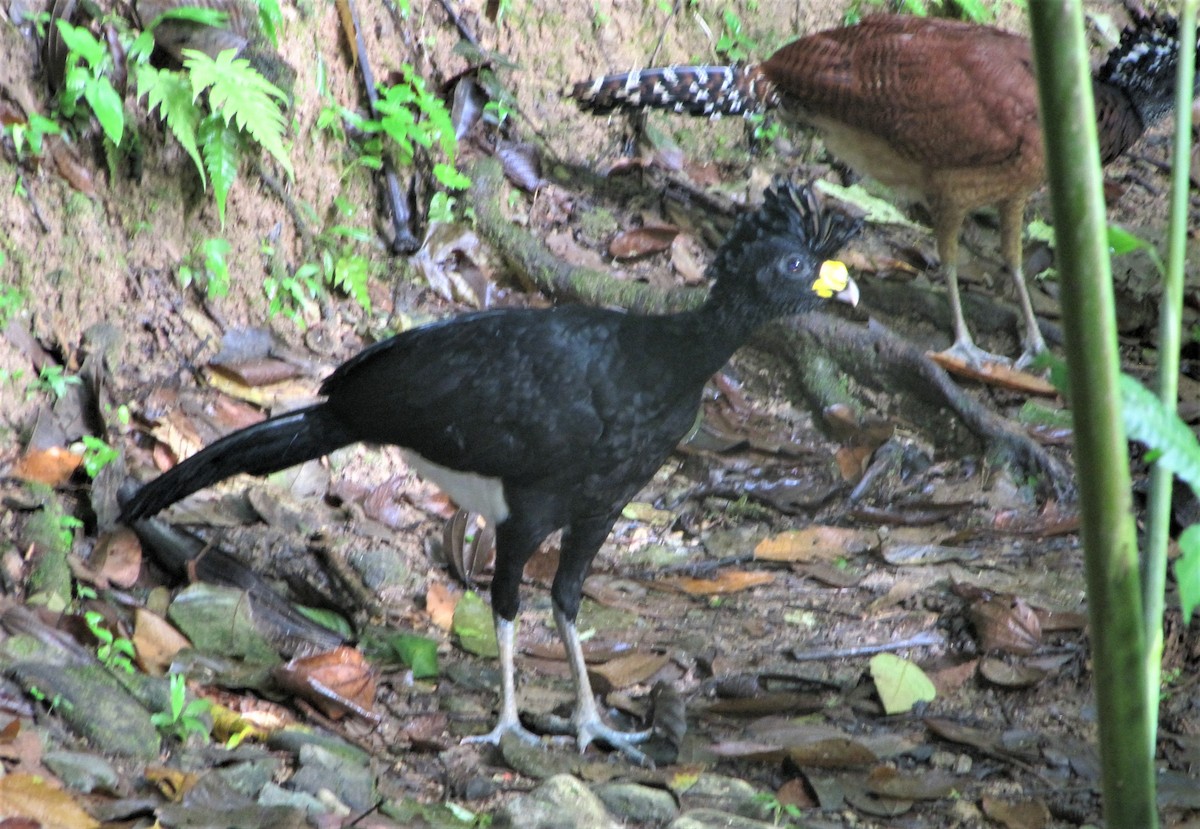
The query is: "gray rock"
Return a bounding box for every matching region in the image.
[494,774,618,829]
[43,749,119,793]
[668,808,780,829]
[595,782,679,824]
[678,774,769,820]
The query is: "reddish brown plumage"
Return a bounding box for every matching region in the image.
[573,12,1188,366]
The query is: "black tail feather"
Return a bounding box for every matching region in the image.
[119,403,353,522]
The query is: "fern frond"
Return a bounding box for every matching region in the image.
[1121,373,1200,498]
[184,48,293,179]
[198,114,242,226]
[137,64,204,182]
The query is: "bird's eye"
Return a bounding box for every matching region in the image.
[786,256,805,272]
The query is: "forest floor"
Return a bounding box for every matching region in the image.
[1,0,1199,827]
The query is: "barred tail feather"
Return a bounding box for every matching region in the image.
[571,64,778,117]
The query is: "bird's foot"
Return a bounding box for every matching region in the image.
[1013,343,1048,373]
[934,339,1011,370]
[462,717,542,748]
[576,714,655,767]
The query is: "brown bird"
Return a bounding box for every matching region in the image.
[573,12,1191,367]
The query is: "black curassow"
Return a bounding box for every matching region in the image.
[573,11,1193,368]
[120,180,860,764]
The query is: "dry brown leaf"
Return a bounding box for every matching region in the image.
[425,580,458,630]
[787,738,877,769]
[207,358,300,387]
[925,659,979,696]
[11,446,82,486]
[979,657,1048,689]
[133,608,192,675]
[980,795,1051,829]
[866,766,957,800]
[273,646,378,721]
[754,526,876,563]
[609,224,679,260]
[658,570,774,595]
[969,596,1042,655]
[0,773,99,829]
[587,652,671,694]
[145,765,200,801]
[90,527,142,588]
[926,350,1057,396]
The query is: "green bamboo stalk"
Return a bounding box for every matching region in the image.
[1027,3,1155,825]
[1142,0,1197,748]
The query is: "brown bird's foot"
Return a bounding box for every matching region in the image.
[575,714,655,767]
[462,715,543,748]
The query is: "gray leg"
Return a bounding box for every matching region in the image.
[552,603,655,766]
[462,615,542,747]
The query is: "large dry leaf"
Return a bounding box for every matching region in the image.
[754,526,876,563]
[587,652,671,694]
[11,446,81,486]
[0,773,99,829]
[657,570,774,595]
[273,646,378,721]
[927,350,1057,396]
[425,580,458,630]
[132,608,192,675]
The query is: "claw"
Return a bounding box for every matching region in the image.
[462,717,542,748]
[576,715,655,766]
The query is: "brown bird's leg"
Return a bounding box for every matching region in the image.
[998,197,1047,368]
[932,205,1007,367]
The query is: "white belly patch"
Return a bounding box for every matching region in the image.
[402,450,510,524]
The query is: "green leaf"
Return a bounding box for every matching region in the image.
[869,653,936,715]
[452,591,498,658]
[331,254,370,313]
[1176,525,1200,623]
[146,6,229,28]
[198,114,241,226]
[432,163,470,191]
[138,66,204,179]
[83,75,125,145]
[389,634,439,679]
[1119,373,1200,499]
[1107,224,1164,276]
[184,48,293,179]
[54,20,106,69]
[254,0,282,47]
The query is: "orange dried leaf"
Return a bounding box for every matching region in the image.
[755,526,875,563]
[425,580,458,630]
[11,446,82,486]
[0,773,99,829]
[926,350,1057,396]
[274,646,377,721]
[659,570,774,595]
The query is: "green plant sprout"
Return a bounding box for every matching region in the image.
[28,685,72,714]
[78,435,118,478]
[27,365,80,400]
[178,237,232,299]
[0,286,27,328]
[151,672,212,742]
[4,113,62,159]
[84,610,136,674]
